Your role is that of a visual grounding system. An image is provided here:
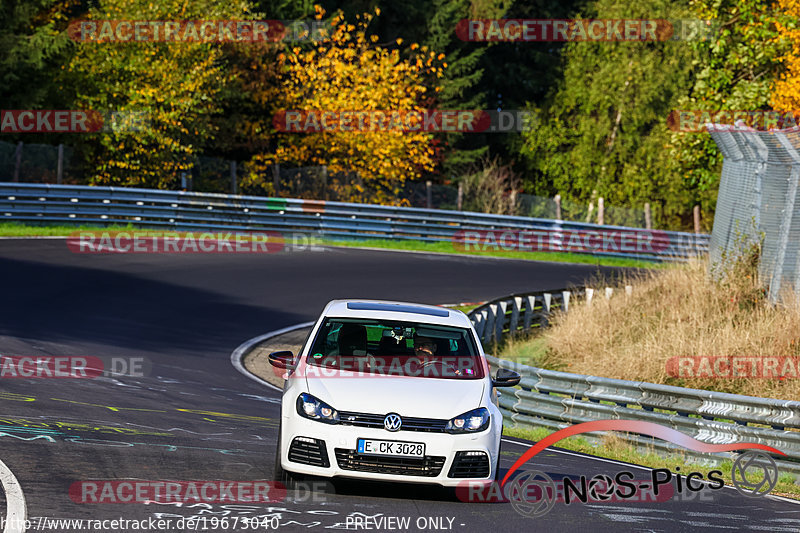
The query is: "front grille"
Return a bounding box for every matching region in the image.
[288,437,330,467]
[448,451,490,478]
[338,411,448,433]
[335,448,446,477]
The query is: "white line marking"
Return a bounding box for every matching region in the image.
[230,322,315,393]
[0,457,26,533]
[0,236,67,240]
[501,437,650,471]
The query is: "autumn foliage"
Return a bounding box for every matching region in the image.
[771,0,800,110]
[243,7,444,205]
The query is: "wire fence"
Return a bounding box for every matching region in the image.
[708,127,800,302]
[2,140,674,230]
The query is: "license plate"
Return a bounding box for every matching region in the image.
[357,438,425,457]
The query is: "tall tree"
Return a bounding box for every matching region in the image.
[670,0,786,229]
[63,0,250,188]
[0,0,78,110]
[244,8,444,205]
[523,0,696,227]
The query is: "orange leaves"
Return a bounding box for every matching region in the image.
[264,9,442,204]
[771,0,800,110]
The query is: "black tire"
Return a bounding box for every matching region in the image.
[274,423,301,490]
[494,427,504,483]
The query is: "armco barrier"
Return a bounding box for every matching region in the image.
[0,183,708,262]
[467,290,800,476]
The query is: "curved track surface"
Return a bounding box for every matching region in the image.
[0,240,798,532]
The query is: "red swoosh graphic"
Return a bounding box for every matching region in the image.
[501,419,785,486]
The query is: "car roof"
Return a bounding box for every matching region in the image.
[321,299,472,328]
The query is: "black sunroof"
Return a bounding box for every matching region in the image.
[346,302,450,317]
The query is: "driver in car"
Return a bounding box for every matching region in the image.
[412,334,461,376]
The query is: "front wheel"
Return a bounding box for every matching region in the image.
[274,423,302,490]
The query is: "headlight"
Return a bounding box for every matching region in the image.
[445,407,490,434]
[296,393,340,424]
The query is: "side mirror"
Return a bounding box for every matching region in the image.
[268,351,296,370]
[492,368,520,387]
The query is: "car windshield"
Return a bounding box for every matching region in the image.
[305,318,485,379]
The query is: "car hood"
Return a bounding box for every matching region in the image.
[305,374,486,419]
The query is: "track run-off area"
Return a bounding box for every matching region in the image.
[0,239,798,532]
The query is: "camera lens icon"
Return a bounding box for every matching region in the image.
[732,451,778,498]
[506,470,557,518]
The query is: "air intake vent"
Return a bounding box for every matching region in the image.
[288,437,330,468]
[448,451,490,478]
[335,448,445,477]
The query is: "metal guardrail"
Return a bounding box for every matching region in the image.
[468,290,800,476]
[0,183,708,262]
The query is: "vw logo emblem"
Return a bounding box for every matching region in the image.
[384,413,402,432]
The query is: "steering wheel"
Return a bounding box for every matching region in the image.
[420,359,461,376]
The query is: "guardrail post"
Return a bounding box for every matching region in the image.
[541,293,552,327]
[484,305,497,344]
[272,163,280,193]
[597,197,604,225]
[605,287,613,300]
[586,288,594,305]
[321,165,329,201]
[522,295,536,332]
[494,300,508,343]
[474,312,485,339]
[57,144,64,185]
[13,142,22,182]
[554,194,562,220]
[562,291,570,313]
[509,297,522,336]
[426,180,432,209]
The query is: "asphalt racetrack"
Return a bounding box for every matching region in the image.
[0,239,798,532]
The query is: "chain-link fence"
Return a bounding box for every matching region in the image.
[708,127,800,302]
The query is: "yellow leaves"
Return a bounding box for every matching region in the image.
[396,38,403,45]
[771,0,800,110]
[437,53,445,60]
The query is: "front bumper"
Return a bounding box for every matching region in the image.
[280,414,499,487]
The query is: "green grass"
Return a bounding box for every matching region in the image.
[0,222,665,268]
[504,425,800,499]
[0,222,137,236]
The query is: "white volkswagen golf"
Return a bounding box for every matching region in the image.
[270,299,520,488]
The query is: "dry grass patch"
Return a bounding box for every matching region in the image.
[503,252,800,400]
